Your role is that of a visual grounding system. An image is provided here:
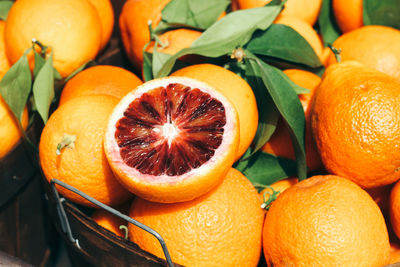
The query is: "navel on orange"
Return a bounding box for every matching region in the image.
[104,77,239,203]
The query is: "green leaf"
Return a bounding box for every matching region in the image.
[238,151,297,186]
[363,0,400,29]
[0,1,13,20]
[0,53,32,121]
[245,52,307,180]
[243,60,279,157]
[143,51,154,82]
[152,40,174,78]
[245,24,322,68]
[33,50,46,79]
[33,53,54,124]
[159,0,230,30]
[154,3,284,77]
[318,0,341,45]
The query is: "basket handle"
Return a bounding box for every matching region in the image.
[49,179,174,267]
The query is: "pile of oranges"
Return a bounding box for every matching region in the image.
[2,0,400,266]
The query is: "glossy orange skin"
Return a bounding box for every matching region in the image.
[312,61,400,188]
[129,168,264,267]
[263,175,390,266]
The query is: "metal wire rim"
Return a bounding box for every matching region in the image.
[49,178,174,267]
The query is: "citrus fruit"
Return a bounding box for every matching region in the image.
[263,175,390,266]
[128,168,264,266]
[0,96,28,159]
[333,0,363,33]
[390,243,400,264]
[262,69,322,172]
[233,0,322,26]
[390,180,400,240]
[5,0,102,78]
[311,61,400,188]
[92,209,127,238]
[275,16,324,62]
[104,77,239,203]
[145,28,202,56]
[328,25,400,81]
[171,64,258,161]
[59,65,142,106]
[39,95,131,207]
[0,21,10,79]
[87,0,114,50]
[119,0,170,70]
[260,177,298,204]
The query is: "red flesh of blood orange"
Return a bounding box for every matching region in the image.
[105,77,239,203]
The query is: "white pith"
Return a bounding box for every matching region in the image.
[105,77,238,185]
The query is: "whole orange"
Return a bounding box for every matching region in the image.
[39,95,131,207]
[171,64,258,161]
[263,175,390,266]
[0,21,10,79]
[119,0,170,70]
[87,0,114,50]
[128,168,264,266]
[275,16,324,62]
[59,65,142,106]
[311,61,400,188]
[0,96,28,159]
[233,0,322,26]
[262,69,322,172]
[333,0,363,33]
[328,25,400,81]
[5,0,102,78]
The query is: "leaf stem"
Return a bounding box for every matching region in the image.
[328,44,341,63]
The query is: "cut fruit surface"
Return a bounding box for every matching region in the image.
[105,77,239,203]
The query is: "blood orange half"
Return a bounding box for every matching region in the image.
[104,77,239,203]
